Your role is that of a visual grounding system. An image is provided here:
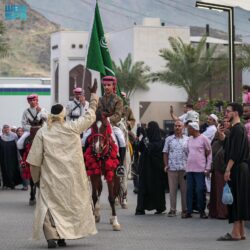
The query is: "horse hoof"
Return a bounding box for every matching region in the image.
[121,203,128,209]
[95,215,100,223]
[29,199,36,206]
[113,223,121,231]
[121,199,128,209]
[115,198,119,206]
[110,217,114,224]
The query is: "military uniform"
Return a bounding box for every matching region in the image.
[22,107,48,132]
[122,105,136,130]
[97,93,123,126]
[66,99,89,121]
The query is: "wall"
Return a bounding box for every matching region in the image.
[51,31,89,106]
[0,78,51,128]
[140,101,185,129]
[107,25,189,126]
[50,24,190,128]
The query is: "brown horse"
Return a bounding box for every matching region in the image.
[84,114,121,231]
[20,119,44,205]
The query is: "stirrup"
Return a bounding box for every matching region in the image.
[116,165,126,177]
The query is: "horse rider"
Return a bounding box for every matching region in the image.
[66,87,89,121]
[121,92,136,131]
[18,93,48,149]
[97,76,127,179]
[17,93,48,205]
[118,92,136,208]
[97,75,126,157]
[21,94,48,131]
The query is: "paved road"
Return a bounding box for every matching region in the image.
[0,181,249,250]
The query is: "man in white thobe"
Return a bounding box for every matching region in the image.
[27,83,98,248]
[202,113,218,142]
[66,87,89,121]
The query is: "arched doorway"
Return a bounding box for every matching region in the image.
[69,65,92,101]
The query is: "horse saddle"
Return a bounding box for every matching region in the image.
[116,165,126,177]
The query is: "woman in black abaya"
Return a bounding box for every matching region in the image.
[135,121,166,215]
[0,125,22,189]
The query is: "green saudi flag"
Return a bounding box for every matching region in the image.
[86,2,122,96]
[86,2,115,77]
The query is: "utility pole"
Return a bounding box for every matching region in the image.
[206,24,212,100]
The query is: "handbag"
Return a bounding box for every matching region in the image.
[222,183,233,205]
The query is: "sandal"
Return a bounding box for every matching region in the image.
[241,236,246,240]
[217,233,241,241]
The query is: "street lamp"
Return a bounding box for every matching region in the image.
[196,1,235,102]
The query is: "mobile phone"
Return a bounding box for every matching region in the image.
[219,121,224,129]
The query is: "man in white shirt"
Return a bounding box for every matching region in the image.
[202,114,218,142]
[18,94,48,150]
[163,120,188,217]
[170,104,187,123]
[21,94,48,131]
[66,88,89,121]
[170,103,199,123]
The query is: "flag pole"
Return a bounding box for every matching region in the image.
[81,0,97,90]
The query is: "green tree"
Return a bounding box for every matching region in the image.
[152,36,219,103]
[0,21,9,58]
[112,53,151,98]
[238,44,250,71]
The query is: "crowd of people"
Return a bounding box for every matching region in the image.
[0,77,250,247]
[132,101,250,242]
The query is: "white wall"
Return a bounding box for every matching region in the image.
[51,31,89,106]
[107,28,134,62]
[0,78,51,128]
[50,22,190,127]
[0,95,50,129]
[108,25,189,125]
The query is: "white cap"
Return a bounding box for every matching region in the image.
[188,122,200,131]
[209,114,218,123]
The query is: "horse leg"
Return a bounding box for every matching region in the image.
[112,174,120,206]
[108,179,121,231]
[119,148,129,209]
[29,178,36,206]
[91,175,102,223]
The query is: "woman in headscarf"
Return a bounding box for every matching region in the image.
[0,125,22,189]
[209,118,230,219]
[135,121,166,215]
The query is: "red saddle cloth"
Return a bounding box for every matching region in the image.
[20,143,32,180]
[84,123,119,182]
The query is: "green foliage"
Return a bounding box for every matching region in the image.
[112,53,151,98]
[0,21,9,58]
[151,36,222,103]
[237,44,250,71]
[195,99,228,123]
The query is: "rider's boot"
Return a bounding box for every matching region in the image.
[119,147,126,165]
